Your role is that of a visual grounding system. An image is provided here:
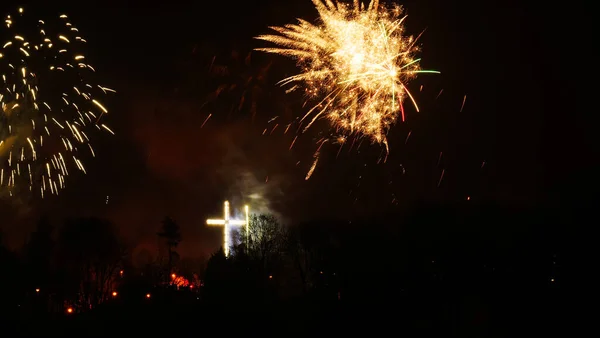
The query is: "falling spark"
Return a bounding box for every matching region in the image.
[460,94,466,112]
[289,135,298,150]
[101,124,114,135]
[201,114,212,128]
[437,169,445,187]
[305,154,319,180]
[255,0,438,174]
[435,89,443,100]
[0,8,116,197]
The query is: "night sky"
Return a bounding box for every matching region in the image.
[1,0,591,258]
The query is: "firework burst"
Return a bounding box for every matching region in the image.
[0,7,115,198]
[256,0,438,171]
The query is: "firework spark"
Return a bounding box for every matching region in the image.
[255,0,438,157]
[0,8,115,198]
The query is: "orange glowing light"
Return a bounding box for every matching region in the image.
[35,288,40,293]
[171,275,191,287]
[171,273,176,279]
[146,293,151,298]
[268,275,273,279]
[67,307,73,314]
[112,291,117,297]
[467,196,471,201]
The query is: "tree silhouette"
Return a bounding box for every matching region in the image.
[285,222,334,297]
[242,214,285,268]
[285,227,312,295]
[24,216,55,293]
[214,214,286,301]
[56,217,123,311]
[157,216,181,281]
[0,230,21,316]
[203,247,231,303]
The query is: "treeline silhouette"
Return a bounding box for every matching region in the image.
[0,201,576,336]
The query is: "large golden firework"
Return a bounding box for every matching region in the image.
[255,0,438,156]
[1,7,115,198]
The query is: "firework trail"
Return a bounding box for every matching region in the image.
[255,0,438,168]
[0,7,115,198]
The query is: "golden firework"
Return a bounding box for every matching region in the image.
[255,0,438,154]
[1,8,115,197]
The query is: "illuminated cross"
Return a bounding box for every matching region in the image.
[206,201,250,256]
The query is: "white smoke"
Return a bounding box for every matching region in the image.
[212,127,287,223]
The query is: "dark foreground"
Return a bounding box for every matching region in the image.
[2,288,573,337]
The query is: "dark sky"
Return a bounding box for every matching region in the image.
[1,0,591,257]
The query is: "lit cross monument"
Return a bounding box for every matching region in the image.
[206,201,250,256]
